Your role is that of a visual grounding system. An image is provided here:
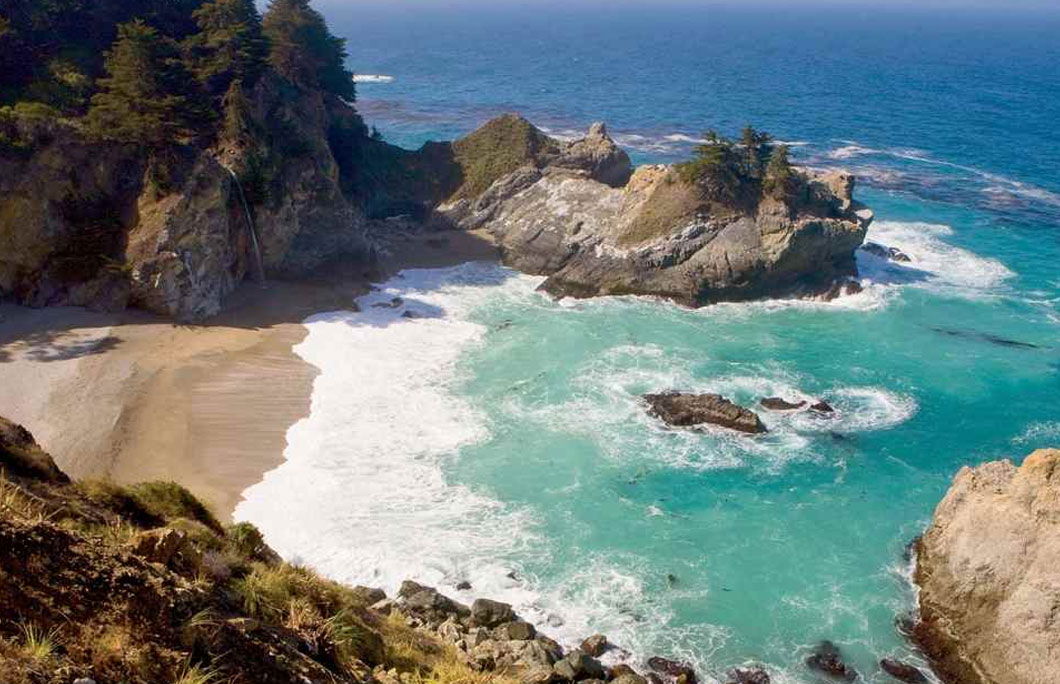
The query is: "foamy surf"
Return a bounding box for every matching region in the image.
[858,220,1014,296]
[234,263,696,664]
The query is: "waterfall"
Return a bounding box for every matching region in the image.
[224,166,266,286]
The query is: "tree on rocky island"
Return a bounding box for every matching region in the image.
[763,144,796,200]
[262,0,354,100]
[676,129,743,201]
[185,0,268,97]
[86,20,199,145]
[677,126,789,205]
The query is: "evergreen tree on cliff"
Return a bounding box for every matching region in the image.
[86,20,198,144]
[185,0,268,96]
[763,144,796,199]
[262,0,354,100]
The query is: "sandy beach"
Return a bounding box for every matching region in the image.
[0,227,499,521]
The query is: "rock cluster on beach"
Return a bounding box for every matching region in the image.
[913,449,1060,684]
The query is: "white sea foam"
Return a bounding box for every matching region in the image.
[828,144,879,160]
[234,263,709,661]
[353,74,395,83]
[858,221,1015,295]
[235,263,542,601]
[1012,421,1060,446]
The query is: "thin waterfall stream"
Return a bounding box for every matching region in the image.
[225,166,266,285]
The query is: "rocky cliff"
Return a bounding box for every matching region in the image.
[0,72,374,321]
[435,118,872,306]
[1,110,871,320]
[914,449,1060,684]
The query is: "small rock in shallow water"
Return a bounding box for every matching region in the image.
[810,400,835,414]
[727,667,770,684]
[647,656,698,684]
[805,641,857,681]
[644,392,766,434]
[372,297,404,309]
[580,633,610,657]
[760,397,807,411]
[879,658,928,683]
[456,580,472,590]
[547,614,565,627]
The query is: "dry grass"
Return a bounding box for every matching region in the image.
[18,622,57,662]
[174,661,217,684]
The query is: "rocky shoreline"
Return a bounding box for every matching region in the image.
[2,109,873,322]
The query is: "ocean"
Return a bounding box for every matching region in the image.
[234,4,1060,683]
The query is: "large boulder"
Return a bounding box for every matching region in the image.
[435,118,870,306]
[914,449,1060,684]
[645,393,766,434]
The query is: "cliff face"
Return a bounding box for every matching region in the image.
[1,111,871,319]
[914,449,1060,684]
[0,73,373,321]
[436,119,872,305]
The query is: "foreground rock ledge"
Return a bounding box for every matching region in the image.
[914,449,1060,684]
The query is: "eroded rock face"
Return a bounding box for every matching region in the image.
[645,393,766,434]
[437,119,871,306]
[0,75,372,321]
[914,449,1060,684]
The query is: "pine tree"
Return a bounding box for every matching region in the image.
[677,130,742,201]
[262,0,354,100]
[186,0,267,96]
[740,125,773,180]
[87,20,196,144]
[763,144,796,199]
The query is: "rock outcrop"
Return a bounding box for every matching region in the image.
[0,73,373,321]
[914,449,1060,684]
[644,392,767,434]
[436,118,871,306]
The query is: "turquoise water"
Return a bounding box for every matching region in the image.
[238,4,1060,683]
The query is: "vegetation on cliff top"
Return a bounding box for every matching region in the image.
[0,415,512,684]
[676,126,796,205]
[0,0,354,147]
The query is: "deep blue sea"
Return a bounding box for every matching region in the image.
[237,5,1060,683]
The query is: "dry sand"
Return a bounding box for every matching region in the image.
[0,228,499,521]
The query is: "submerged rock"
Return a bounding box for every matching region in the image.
[647,657,698,684]
[805,641,857,681]
[810,400,835,414]
[760,397,807,411]
[879,659,928,683]
[861,242,910,263]
[580,634,610,657]
[645,392,766,434]
[914,449,1060,684]
[727,667,771,684]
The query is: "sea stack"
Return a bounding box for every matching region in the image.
[913,449,1060,684]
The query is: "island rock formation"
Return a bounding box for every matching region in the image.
[436,116,873,306]
[913,449,1060,684]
